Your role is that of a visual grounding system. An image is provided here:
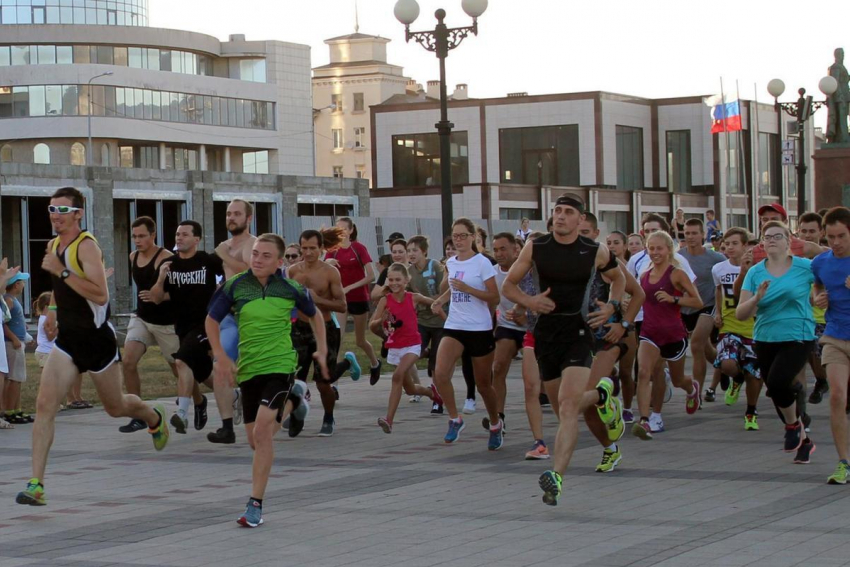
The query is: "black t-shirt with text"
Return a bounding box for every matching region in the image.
[163,251,224,337]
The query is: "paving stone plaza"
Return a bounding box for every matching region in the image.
[2,364,849,567]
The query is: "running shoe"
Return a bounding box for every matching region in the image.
[288,381,309,438]
[595,377,624,442]
[595,446,622,473]
[170,413,188,435]
[488,420,504,451]
[809,379,828,404]
[622,408,635,424]
[744,414,759,431]
[686,380,701,415]
[648,413,665,433]
[632,420,653,440]
[463,399,476,414]
[827,461,850,485]
[409,395,421,403]
[430,402,444,415]
[793,438,815,464]
[332,385,340,400]
[237,499,264,528]
[663,369,673,403]
[232,388,243,426]
[538,470,562,506]
[15,478,46,506]
[318,418,335,437]
[149,404,169,451]
[345,352,361,381]
[119,418,147,433]
[194,395,208,431]
[429,383,443,406]
[539,393,551,407]
[525,440,550,460]
[369,361,382,385]
[725,381,742,406]
[784,421,803,453]
[704,388,716,403]
[444,418,465,443]
[207,427,236,444]
[377,417,392,434]
[482,416,507,435]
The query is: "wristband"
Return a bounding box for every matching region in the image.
[48,306,57,311]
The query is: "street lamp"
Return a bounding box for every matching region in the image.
[394,0,487,238]
[767,75,837,218]
[87,71,113,166]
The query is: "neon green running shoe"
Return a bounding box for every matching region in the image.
[595,446,622,473]
[725,381,742,406]
[16,478,46,506]
[538,470,562,506]
[149,404,169,451]
[827,461,850,485]
[744,414,759,431]
[595,377,624,442]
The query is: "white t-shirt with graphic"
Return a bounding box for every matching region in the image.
[445,253,497,332]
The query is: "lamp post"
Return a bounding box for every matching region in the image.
[766,76,837,218]
[87,71,113,166]
[394,0,487,238]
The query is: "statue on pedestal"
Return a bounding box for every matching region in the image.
[826,47,849,144]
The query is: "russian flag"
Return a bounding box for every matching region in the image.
[705,95,742,133]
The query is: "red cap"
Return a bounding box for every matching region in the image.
[757,203,788,220]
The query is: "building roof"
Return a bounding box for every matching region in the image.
[313,59,402,70]
[377,92,476,105]
[325,32,388,42]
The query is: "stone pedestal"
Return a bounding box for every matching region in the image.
[813,144,850,209]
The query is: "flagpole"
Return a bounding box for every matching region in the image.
[752,83,761,233]
[736,80,747,226]
[720,77,731,228]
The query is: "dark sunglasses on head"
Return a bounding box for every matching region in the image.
[48,205,81,214]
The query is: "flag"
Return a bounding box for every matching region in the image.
[705,95,742,133]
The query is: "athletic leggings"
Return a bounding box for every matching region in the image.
[754,341,812,410]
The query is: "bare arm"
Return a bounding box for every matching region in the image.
[369,297,388,338]
[732,248,754,300]
[813,282,829,310]
[41,239,110,306]
[714,285,724,328]
[314,267,347,314]
[3,321,21,349]
[214,240,252,275]
[662,269,703,310]
[736,289,759,320]
[207,315,236,387]
[502,240,555,313]
[620,267,644,324]
[804,241,826,259]
[449,275,500,307]
[344,260,375,294]
[412,293,435,308]
[147,261,172,304]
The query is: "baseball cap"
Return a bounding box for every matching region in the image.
[6,272,30,286]
[757,203,788,220]
[710,232,723,241]
[385,232,405,243]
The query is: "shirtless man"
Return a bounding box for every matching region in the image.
[288,230,359,437]
[207,199,256,443]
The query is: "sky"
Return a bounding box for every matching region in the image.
[151,0,846,112]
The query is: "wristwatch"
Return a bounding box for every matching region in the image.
[59,269,71,280]
[621,320,632,331]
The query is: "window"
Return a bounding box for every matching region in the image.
[0,87,9,118]
[353,92,364,112]
[666,130,692,193]
[615,125,643,190]
[101,144,110,167]
[56,45,72,65]
[333,166,343,178]
[600,211,629,234]
[0,144,12,163]
[331,93,342,112]
[11,45,30,66]
[499,125,579,186]
[392,131,469,188]
[242,150,269,174]
[728,214,748,231]
[727,134,742,194]
[119,146,133,168]
[45,85,62,116]
[757,132,780,196]
[70,142,86,166]
[37,45,56,65]
[33,143,50,164]
[238,59,266,83]
[499,208,541,221]
[355,165,365,179]
[354,127,365,148]
[332,129,343,149]
[0,47,9,67]
[12,87,29,117]
[297,203,353,217]
[28,85,45,116]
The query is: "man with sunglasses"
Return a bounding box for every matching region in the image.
[17,188,169,507]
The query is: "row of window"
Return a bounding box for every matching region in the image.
[392,132,469,188]
[0,0,147,26]
[331,127,366,150]
[330,92,365,113]
[0,84,276,130]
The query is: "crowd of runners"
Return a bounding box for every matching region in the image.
[3,186,850,522]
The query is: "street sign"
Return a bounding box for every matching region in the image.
[782,140,795,151]
[782,153,795,165]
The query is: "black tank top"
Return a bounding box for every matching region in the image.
[50,231,111,332]
[132,248,174,325]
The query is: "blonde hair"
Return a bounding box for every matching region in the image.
[33,291,52,316]
[641,231,681,275]
[388,262,410,279]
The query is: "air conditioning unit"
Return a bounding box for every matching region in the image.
[787,121,800,136]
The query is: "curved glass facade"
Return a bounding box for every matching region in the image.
[0,0,148,27]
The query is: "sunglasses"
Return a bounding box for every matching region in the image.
[48,205,81,214]
[284,254,300,260]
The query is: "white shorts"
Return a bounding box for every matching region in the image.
[125,315,179,363]
[3,342,26,382]
[387,345,421,366]
[35,351,50,368]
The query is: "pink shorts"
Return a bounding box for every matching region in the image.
[523,331,535,350]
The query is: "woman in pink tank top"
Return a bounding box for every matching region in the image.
[633,231,704,440]
[369,263,443,433]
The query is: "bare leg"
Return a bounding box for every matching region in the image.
[472,352,500,426]
[637,342,661,419]
[585,348,622,446]
[650,359,666,413]
[619,333,637,410]
[32,350,80,481]
[433,337,464,419]
[386,354,419,424]
[828,363,850,462]
[492,339,517,414]
[551,367,592,475]
[121,340,147,397]
[244,404,285,500]
[521,347,544,441]
[690,316,715,390]
[352,313,378,367]
[543,379,562,421]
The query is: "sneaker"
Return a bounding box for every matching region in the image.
[170,413,188,435]
[281,416,290,430]
[232,388,243,426]
[462,399,476,415]
[237,499,264,528]
[725,381,742,406]
[744,414,759,431]
[784,421,803,452]
[15,478,46,506]
[345,352,361,381]
[538,470,562,506]
[802,413,812,433]
[539,393,551,407]
[809,380,829,404]
[118,418,147,433]
[332,385,340,400]
[622,408,635,424]
[595,446,622,473]
[194,395,208,431]
[149,405,169,451]
[793,438,815,464]
[648,413,665,433]
[207,427,236,444]
[318,418,335,437]
[377,417,392,434]
[686,380,701,415]
[488,421,504,451]
[595,377,624,442]
[409,395,421,403]
[663,369,673,403]
[430,403,444,415]
[444,418,465,443]
[632,420,653,440]
[525,440,550,460]
[369,361,382,386]
[429,383,443,406]
[704,388,716,403]
[827,461,850,484]
[482,416,507,435]
[288,381,309,438]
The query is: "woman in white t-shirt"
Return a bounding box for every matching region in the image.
[516,218,532,242]
[33,292,56,368]
[431,218,504,448]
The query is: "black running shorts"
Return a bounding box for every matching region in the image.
[55,323,119,374]
[494,326,525,352]
[682,306,714,333]
[173,325,213,383]
[292,320,340,382]
[534,315,593,381]
[346,301,370,316]
[441,328,495,358]
[639,337,689,361]
[239,373,294,425]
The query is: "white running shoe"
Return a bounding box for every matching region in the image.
[663,369,673,404]
[462,398,476,414]
[409,395,422,403]
[649,413,665,433]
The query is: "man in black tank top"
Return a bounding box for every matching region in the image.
[502,194,625,506]
[119,216,183,433]
[16,187,169,508]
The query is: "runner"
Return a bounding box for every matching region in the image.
[288,229,359,437]
[811,207,850,482]
[502,195,626,505]
[737,220,816,463]
[627,233,645,258]
[16,187,168,506]
[798,212,829,404]
[148,220,223,437]
[632,230,703,440]
[430,217,503,449]
[606,231,637,423]
[711,227,763,430]
[371,235,408,301]
[119,216,180,433]
[206,234,325,527]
